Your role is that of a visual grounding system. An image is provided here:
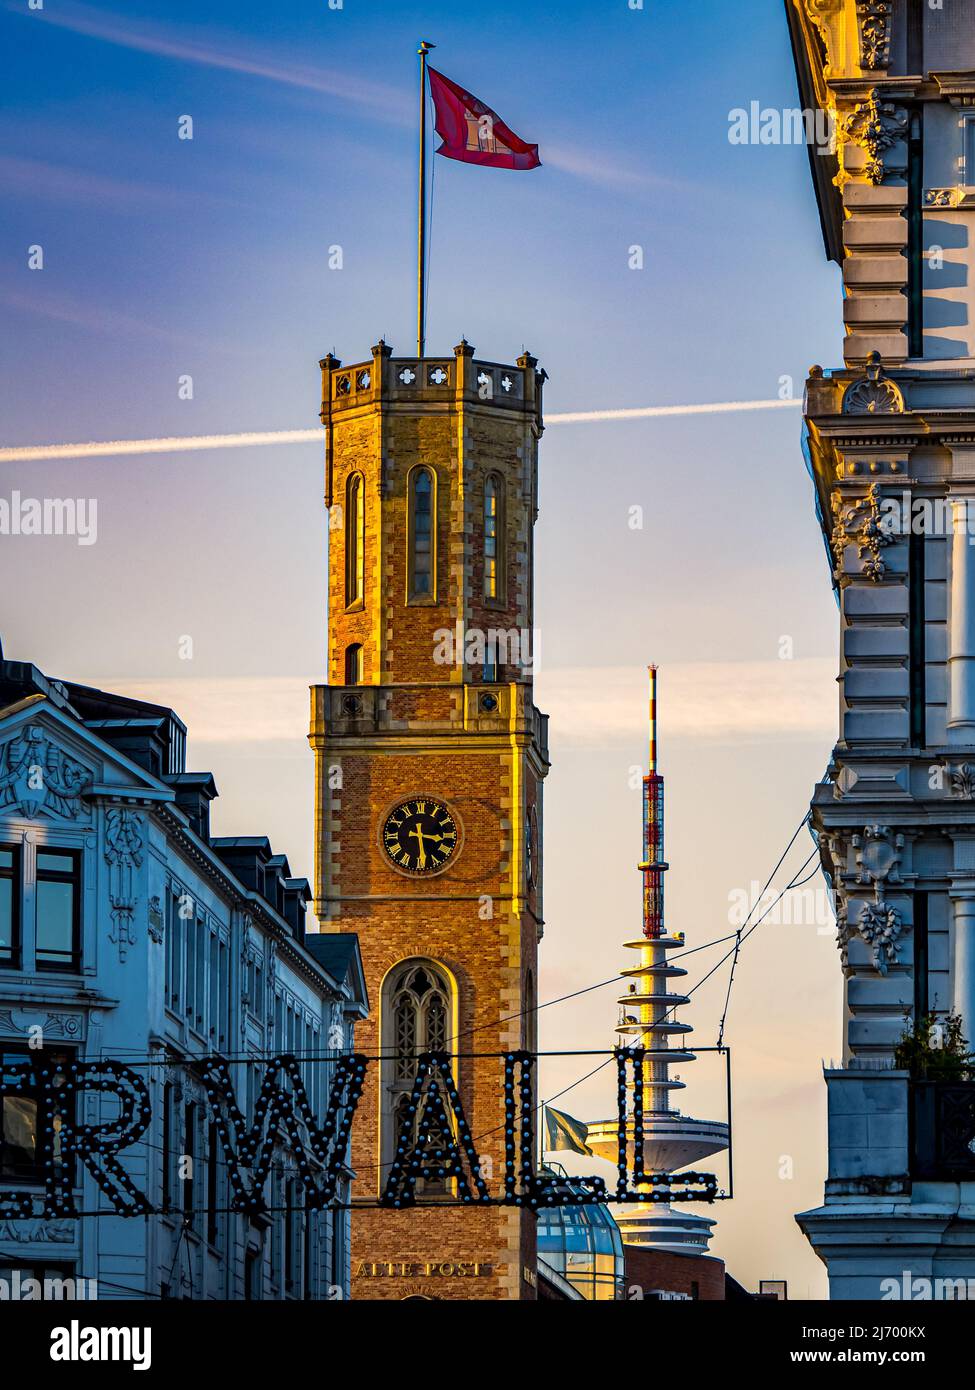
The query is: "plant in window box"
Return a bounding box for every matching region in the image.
[894,1011,975,1082]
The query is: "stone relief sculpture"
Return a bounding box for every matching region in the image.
[105,809,144,963]
[830,482,896,582]
[842,352,905,416]
[855,1,892,70]
[838,826,909,976]
[839,91,908,183]
[0,725,92,819]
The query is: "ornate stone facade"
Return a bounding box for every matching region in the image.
[0,665,366,1300]
[790,0,975,1299]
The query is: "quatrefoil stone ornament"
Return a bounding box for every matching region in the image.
[398,367,416,385]
[428,366,447,385]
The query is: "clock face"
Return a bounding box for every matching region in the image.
[526,804,538,889]
[381,797,459,875]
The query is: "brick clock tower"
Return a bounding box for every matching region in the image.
[309,340,549,1300]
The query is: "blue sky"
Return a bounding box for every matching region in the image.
[1,0,848,1294]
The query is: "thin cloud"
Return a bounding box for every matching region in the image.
[0,154,240,211]
[9,3,681,194]
[544,142,686,194]
[548,400,801,424]
[0,287,247,355]
[0,399,802,463]
[9,0,409,119]
[536,660,836,747]
[86,661,836,747]
[0,429,321,464]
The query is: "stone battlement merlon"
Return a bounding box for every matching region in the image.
[319,340,545,426]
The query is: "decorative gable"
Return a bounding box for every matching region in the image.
[0,723,93,820]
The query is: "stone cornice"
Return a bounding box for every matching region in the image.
[827,75,925,101]
[931,70,975,104]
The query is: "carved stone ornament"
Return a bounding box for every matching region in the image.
[833,826,910,975]
[853,897,904,975]
[949,764,975,800]
[842,352,905,416]
[836,896,852,970]
[853,824,904,886]
[0,725,92,819]
[804,0,844,57]
[148,895,164,944]
[840,91,908,183]
[105,808,144,963]
[925,187,964,209]
[0,1009,81,1039]
[856,1,892,70]
[830,482,896,582]
[0,1218,73,1244]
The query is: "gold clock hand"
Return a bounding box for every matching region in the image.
[408,824,429,868]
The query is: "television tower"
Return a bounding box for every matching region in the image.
[587,667,729,1253]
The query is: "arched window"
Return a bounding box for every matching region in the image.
[483,474,504,602]
[344,643,363,685]
[382,959,455,1193]
[345,473,364,606]
[408,467,435,601]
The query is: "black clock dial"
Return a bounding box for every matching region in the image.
[382,797,458,875]
[526,804,538,889]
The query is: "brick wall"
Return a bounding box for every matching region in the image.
[624,1245,726,1301]
[313,351,547,1300]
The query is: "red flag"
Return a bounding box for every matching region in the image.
[427,67,540,170]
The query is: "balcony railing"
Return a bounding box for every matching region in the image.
[911,1081,975,1180]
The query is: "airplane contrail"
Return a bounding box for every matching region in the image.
[0,399,802,464]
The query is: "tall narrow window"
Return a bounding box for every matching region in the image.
[35,850,79,972]
[913,892,929,1025]
[345,643,363,685]
[910,529,926,746]
[285,1180,296,1293]
[484,474,504,602]
[345,472,365,606]
[0,847,19,968]
[208,931,219,1040]
[409,467,435,600]
[161,1082,173,1212]
[907,108,924,358]
[183,1103,197,1225]
[185,918,196,1021]
[167,889,181,1011]
[206,1121,219,1246]
[907,0,923,74]
[382,960,454,1194]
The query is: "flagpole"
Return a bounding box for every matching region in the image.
[417,40,435,358]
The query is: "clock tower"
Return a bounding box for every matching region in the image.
[309,339,549,1300]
